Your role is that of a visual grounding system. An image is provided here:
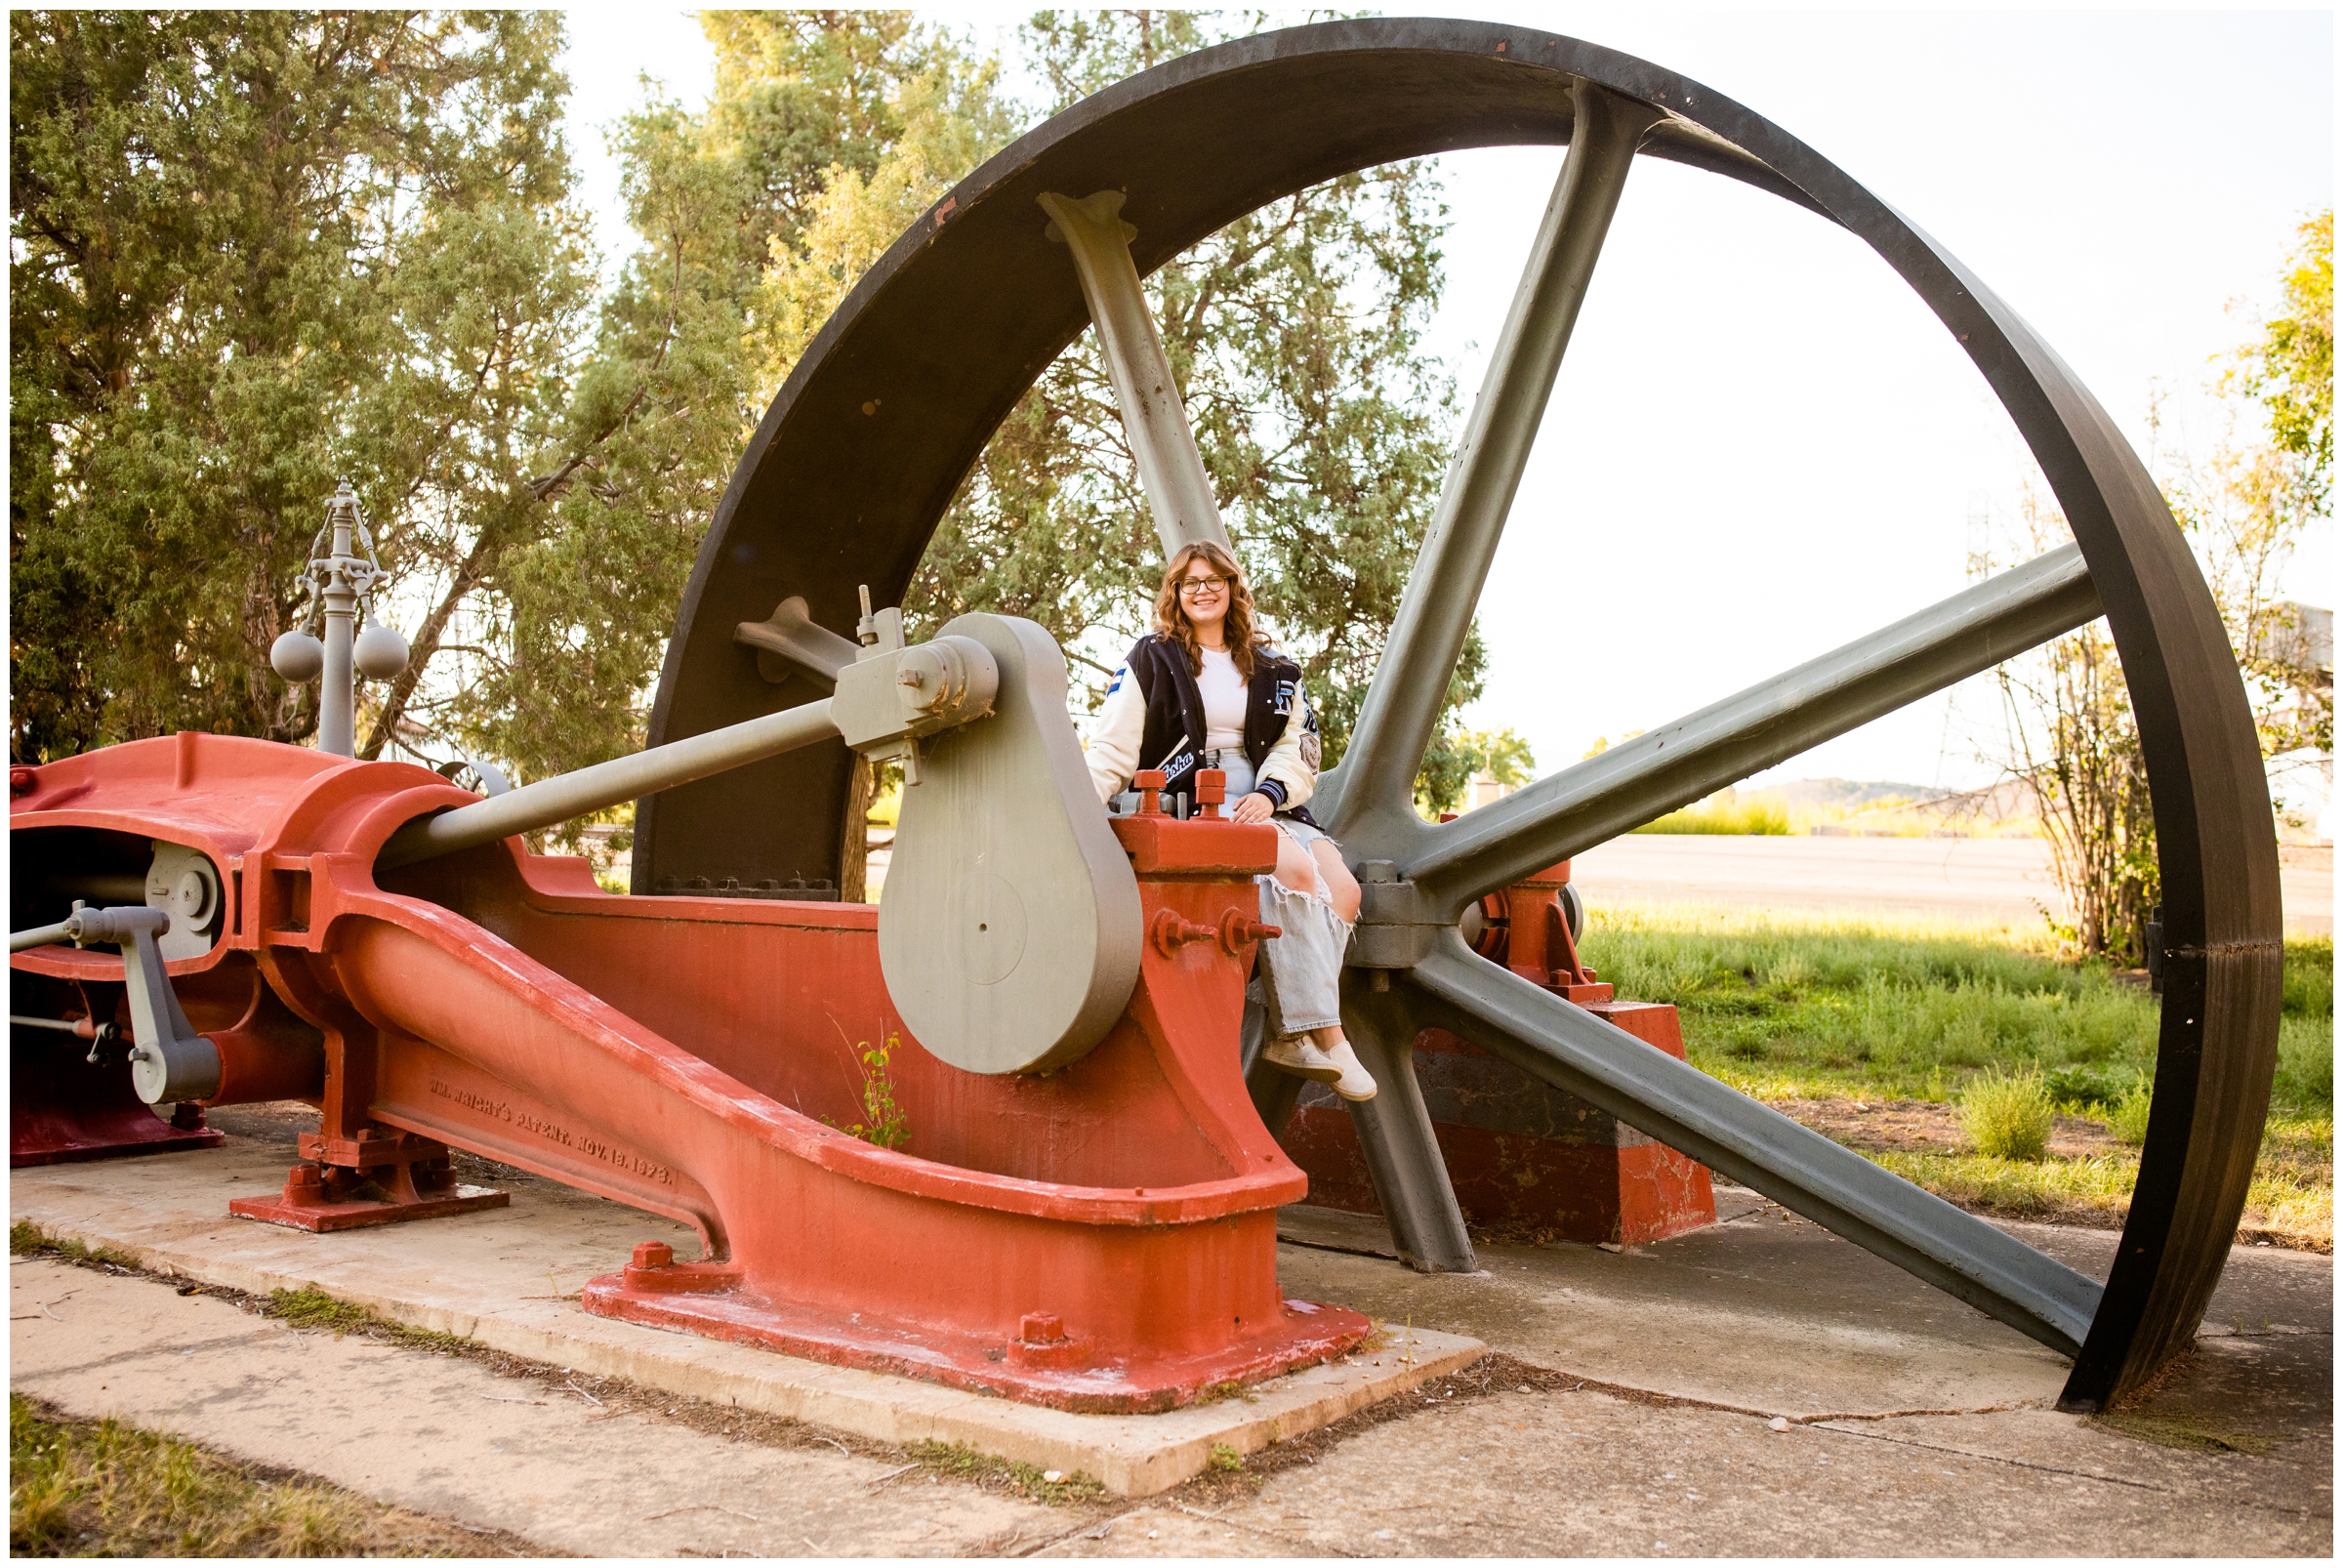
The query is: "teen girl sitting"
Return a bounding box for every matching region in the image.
[1085,542,1375,1100]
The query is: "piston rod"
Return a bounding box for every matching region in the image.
[379,697,843,869]
[378,624,1002,870]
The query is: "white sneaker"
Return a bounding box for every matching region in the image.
[1262,1036,1342,1084]
[1319,1040,1378,1101]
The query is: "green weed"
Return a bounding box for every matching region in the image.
[824,1029,910,1150]
[1958,1066,2054,1160]
[9,1221,140,1271]
[1207,1442,1247,1473]
[905,1440,1102,1506]
[2107,1073,2155,1145]
[264,1286,471,1353]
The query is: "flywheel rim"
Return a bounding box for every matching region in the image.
[644,19,2282,1412]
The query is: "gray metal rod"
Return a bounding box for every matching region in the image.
[1040,190,1232,558]
[1338,969,1479,1272]
[10,1013,84,1033]
[1327,87,1656,827]
[10,921,75,954]
[318,498,359,759]
[379,697,842,869]
[1407,935,2103,1353]
[1410,544,2101,907]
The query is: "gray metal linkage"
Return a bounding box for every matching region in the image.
[9,904,221,1104]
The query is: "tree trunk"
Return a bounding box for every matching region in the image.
[839,753,874,903]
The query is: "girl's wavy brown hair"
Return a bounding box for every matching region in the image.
[1153,541,1267,680]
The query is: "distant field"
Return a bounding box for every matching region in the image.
[1578,903,2333,1250]
[1572,834,2333,935]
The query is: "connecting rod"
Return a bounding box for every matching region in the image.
[382,624,1001,869]
[1039,190,1230,557]
[379,698,843,869]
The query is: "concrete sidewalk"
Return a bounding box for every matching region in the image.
[10,1109,2331,1556]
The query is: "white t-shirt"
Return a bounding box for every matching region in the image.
[1198,647,1248,750]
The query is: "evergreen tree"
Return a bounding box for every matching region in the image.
[10,11,591,762]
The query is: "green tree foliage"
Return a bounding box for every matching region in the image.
[10,11,590,762]
[916,12,1477,804]
[2242,211,2334,511]
[14,10,1481,839]
[1424,726,1537,814]
[2195,210,2334,767]
[445,12,986,790]
[1998,212,2333,956]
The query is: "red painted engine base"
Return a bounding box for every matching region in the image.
[11,1000,226,1166]
[582,1241,1367,1413]
[228,1130,508,1232]
[10,1074,225,1167]
[11,733,1365,1409]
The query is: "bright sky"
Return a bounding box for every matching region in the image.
[558,7,2334,795]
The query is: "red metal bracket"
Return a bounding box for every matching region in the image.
[227,1128,506,1232]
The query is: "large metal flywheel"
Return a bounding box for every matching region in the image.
[639,21,2284,1410]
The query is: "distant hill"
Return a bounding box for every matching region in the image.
[1761,777,1944,808]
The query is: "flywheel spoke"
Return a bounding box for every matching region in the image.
[1039,189,1232,557]
[1323,85,1660,832]
[1407,544,2100,907]
[1404,933,2103,1353]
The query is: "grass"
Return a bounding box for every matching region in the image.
[1632,799,1791,836]
[9,1220,140,1271]
[9,1393,483,1557]
[1580,908,2333,1245]
[904,1441,1104,1506]
[262,1286,473,1353]
[1957,1066,2054,1160]
[14,1210,484,1357]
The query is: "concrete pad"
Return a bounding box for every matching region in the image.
[1276,1188,2331,1421]
[12,1116,2327,1554]
[1037,1380,2329,1557]
[9,1128,1481,1498]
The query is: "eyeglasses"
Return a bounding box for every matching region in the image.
[1177,575,1230,598]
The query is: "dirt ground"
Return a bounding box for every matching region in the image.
[1768,1096,2123,1159]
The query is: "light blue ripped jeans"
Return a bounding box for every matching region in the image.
[1211,751,1351,1035]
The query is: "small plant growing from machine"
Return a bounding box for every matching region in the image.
[825,1027,910,1151]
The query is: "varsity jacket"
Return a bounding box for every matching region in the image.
[1086,634,1322,821]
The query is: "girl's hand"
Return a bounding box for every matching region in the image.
[1232,791,1275,824]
